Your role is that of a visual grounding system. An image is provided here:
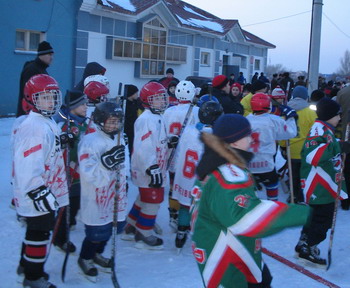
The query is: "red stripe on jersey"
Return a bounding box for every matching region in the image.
[212,170,254,190]
[305,173,336,203]
[242,203,288,237]
[141,131,152,141]
[25,244,47,258]
[310,144,329,166]
[207,246,258,288]
[79,153,89,161]
[24,144,42,157]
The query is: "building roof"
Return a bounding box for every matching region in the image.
[97,0,275,48]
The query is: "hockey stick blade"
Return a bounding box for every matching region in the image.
[61,245,70,282]
[262,248,341,288]
[111,256,121,288]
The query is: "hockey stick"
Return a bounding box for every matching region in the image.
[327,110,350,270]
[262,248,341,288]
[286,140,294,203]
[110,83,125,288]
[166,97,198,170]
[61,93,72,282]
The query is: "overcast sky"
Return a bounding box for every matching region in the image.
[184,0,350,74]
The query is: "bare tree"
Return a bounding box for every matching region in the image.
[337,50,350,76]
[266,64,288,78]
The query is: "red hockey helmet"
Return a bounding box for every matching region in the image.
[21,98,34,114]
[251,93,271,113]
[84,81,110,103]
[24,74,62,116]
[140,82,168,114]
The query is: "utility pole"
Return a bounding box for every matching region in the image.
[307,0,323,93]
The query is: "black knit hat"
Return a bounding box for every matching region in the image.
[126,84,139,98]
[316,97,341,121]
[166,68,174,75]
[37,41,54,55]
[251,80,267,93]
[213,114,251,143]
[65,89,88,110]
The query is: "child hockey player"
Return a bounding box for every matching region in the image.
[13,74,69,288]
[172,97,223,250]
[247,93,298,201]
[124,82,169,249]
[53,89,88,252]
[295,97,348,267]
[190,114,310,288]
[163,80,199,231]
[77,102,126,280]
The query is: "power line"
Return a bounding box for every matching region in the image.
[323,12,350,39]
[241,10,311,27]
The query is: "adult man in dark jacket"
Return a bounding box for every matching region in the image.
[74,62,106,92]
[211,75,243,115]
[17,41,54,117]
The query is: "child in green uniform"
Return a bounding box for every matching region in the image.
[191,114,310,288]
[295,97,348,267]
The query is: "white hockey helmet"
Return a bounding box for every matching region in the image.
[84,74,110,89]
[175,80,196,103]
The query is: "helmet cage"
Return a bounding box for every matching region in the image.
[93,102,124,136]
[199,101,223,125]
[147,93,169,114]
[32,89,62,116]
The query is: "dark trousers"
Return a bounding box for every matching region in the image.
[291,159,304,202]
[248,264,273,288]
[341,154,350,209]
[302,202,334,246]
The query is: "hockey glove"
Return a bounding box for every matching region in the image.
[146,164,163,188]
[280,105,298,120]
[28,186,58,213]
[340,141,350,154]
[101,145,125,171]
[167,135,179,149]
[60,132,76,149]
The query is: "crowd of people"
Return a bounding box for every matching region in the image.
[11,41,350,288]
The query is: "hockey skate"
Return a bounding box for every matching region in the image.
[175,226,190,254]
[23,277,56,288]
[298,245,326,269]
[93,253,112,273]
[134,231,164,250]
[294,233,320,258]
[54,240,76,253]
[17,265,49,284]
[78,257,98,282]
[121,223,136,241]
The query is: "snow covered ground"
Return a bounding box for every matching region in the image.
[1,116,349,288]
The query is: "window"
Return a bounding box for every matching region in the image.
[200,52,210,66]
[254,59,260,70]
[111,17,187,77]
[241,57,247,69]
[16,30,44,52]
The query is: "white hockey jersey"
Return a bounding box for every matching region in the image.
[78,128,127,225]
[163,104,199,136]
[173,124,209,206]
[246,113,297,173]
[12,111,69,217]
[131,109,168,187]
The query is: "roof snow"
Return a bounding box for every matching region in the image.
[102,0,136,12]
[177,16,224,33]
[183,5,210,20]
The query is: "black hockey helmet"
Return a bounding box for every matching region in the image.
[199,100,223,126]
[93,102,124,135]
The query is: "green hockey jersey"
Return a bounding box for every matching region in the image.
[300,120,348,205]
[190,162,310,288]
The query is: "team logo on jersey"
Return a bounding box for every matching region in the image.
[234,194,251,208]
[254,239,262,253]
[191,186,202,201]
[192,243,206,264]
